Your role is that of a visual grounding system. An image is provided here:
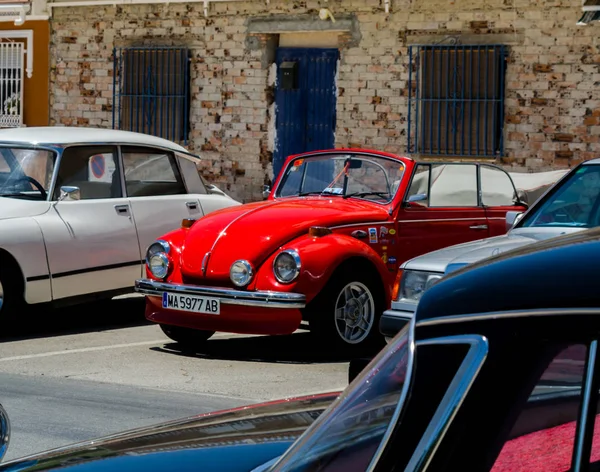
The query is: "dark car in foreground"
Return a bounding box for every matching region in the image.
[3,229,600,470]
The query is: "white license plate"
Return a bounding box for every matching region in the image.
[162,292,220,315]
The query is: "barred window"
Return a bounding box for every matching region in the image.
[408,44,507,158]
[113,47,190,144]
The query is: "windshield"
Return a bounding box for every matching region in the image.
[520,165,600,229]
[275,153,406,204]
[0,147,56,200]
[270,324,414,472]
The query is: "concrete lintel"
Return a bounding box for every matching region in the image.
[247,14,355,34]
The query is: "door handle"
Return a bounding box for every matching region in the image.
[469,224,488,230]
[114,204,130,215]
[186,201,198,210]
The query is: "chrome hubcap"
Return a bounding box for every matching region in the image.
[334,281,375,344]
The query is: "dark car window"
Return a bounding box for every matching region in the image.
[53,146,120,200]
[491,343,587,472]
[122,146,186,197]
[521,165,600,228]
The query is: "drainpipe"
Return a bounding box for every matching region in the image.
[385,0,390,13]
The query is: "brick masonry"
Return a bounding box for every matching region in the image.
[48,0,600,202]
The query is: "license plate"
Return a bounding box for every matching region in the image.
[162,292,220,315]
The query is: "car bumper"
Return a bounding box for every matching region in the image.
[135,279,306,335]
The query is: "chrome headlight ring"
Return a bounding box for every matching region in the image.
[145,240,170,264]
[273,249,301,284]
[145,240,172,280]
[230,260,254,287]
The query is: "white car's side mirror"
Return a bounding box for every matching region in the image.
[58,186,81,202]
[506,211,523,231]
[262,185,271,200]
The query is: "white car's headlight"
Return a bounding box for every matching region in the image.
[400,270,443,302]
[146,240,171,280]
[230,260,253,287]
[273,250,301,284]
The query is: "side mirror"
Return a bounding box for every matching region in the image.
[0,403,10,461]
[206,184,226,197]
[404,193,427,207]
[58,186,80,202]
[262,185,271,200]
[506,211,523,231]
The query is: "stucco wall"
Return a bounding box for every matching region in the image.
[49,0,598,202]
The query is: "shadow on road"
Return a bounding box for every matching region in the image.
[0,296,150,342]
[151,331,370,365]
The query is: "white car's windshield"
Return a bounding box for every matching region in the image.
[275,154,406,204]
[0,147,56,200]
[521,165,600,228]
[270,324,414,472]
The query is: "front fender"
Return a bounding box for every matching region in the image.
[253,233,394,305]
[1,217,51,304]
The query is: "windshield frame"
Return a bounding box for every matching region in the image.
[515,163,596,230]
[0,144,60,201]
[269,318,416,472]
[273,151,407,205]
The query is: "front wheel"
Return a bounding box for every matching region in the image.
[308,269,384,353]
[159,324,214,348]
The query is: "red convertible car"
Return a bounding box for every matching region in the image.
[135,149,527,350]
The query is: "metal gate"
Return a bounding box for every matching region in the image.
[0,42,23,128]
[274,48,339,176]
[112,47,190,144]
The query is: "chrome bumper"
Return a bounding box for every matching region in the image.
[135,279,306,309]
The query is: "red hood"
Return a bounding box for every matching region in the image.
[180,197,390,281]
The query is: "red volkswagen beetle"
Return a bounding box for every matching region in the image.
[135,149,526,350]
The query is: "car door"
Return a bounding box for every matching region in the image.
[121,145,203,270]
[397,163,490,262]
[35,145,142,300]
[480,164,528,236]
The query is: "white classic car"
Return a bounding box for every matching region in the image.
[0,127,240,317]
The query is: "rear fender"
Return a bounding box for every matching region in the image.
[253,233,394,305]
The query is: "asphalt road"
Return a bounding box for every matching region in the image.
[0,296,349,461]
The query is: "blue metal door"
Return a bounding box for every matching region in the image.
[274,48,339,176]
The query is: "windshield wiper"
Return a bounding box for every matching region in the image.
[298,191,327,196]
[343,191,390,199]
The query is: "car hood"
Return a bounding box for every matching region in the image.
[180,197,390,281]
[0,198,50,220]
[403,227,586,273]
[0,392,339,472]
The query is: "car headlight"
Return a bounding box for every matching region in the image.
[230,260,253,287]
[400,270,443,302]
[273,250,301,284]
[145,240,171,280]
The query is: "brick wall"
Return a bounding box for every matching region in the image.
[49,0,598,202]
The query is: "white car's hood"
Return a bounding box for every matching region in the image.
[403,226,586,274]
[0,198,51,220]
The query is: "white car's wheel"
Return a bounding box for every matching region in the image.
[0,264,24,319]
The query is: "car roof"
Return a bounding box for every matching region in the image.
[0,127,189,153]
[415,227,600,324]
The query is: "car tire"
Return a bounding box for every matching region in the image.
[308,265,385,354]
[0,266,24,321]
[159,324,215,348]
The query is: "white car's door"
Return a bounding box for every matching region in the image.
[121,146,204,270]
[35,145,142,300]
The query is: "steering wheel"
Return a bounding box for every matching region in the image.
[11,176,47,200]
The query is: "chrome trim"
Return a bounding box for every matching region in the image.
[148,252,170,280]
[273,249,301,284]
[398,217,488,224]
[230,259,253,287]
[417,307,600,328]
[405,334,489,471]
[330,221,394,230]
[573,340,598,472]
[145,240,171,265]
[135,279,306,309]
[366,317,417,471]
[0,403,10,461]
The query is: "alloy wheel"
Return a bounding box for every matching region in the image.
[334,281,376,344]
